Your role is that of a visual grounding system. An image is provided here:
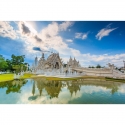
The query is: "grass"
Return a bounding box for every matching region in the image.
[20,73,35,79]
[105,77,125,83]
[32,75,106,81]
[0,74,14,82]
[1,73,125,83]
[0,73,35,82]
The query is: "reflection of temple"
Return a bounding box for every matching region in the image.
[44,81,62,98]
[31,77,122,98]
[34,78,62,98]
[66,81,81,96]
[36,78,47,96]
[33,78,82,98]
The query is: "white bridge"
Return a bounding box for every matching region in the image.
[71,66,125,79]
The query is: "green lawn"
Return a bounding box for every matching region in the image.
[1,73,124,83]
[0,73,34,82]
[0,74,14,82]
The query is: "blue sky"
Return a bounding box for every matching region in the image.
[0,21,125,67]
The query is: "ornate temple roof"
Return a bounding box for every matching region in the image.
[46,53,62,65]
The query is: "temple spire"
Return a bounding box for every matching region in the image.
[42,52,44,59]
[123,60,125,69]
[35,56,38,66]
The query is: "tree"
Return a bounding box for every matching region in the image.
[96,64,101,68]
[10,54,29,73]
[11,54,25,65]
[6,59,12,72]
[88,66,95,68]
[0,55,8,71]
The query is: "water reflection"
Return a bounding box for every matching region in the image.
[0,78,125,104]
[32,78,124,98]
[35,78,62,98]
[0,79,27,94]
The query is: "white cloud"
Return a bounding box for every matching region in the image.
[1,21,124,68]
[59,21,74,31]
[13,22,125,67]
[118,84,125,94]
[75,32,88,40]
[66,39,73,42]
[75,33,82,38]
[26,21,38,31]
[40,22,59,39]
[82,33,88,40]
[77,53,125,67]
[96,24,118,40]
[0,21,18,39]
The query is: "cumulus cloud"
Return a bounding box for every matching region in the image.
[82,33,88,40]
[0,21,124,67]
[18,21,42,43]
[40,22,59,40]
[96,24,118,40]
[19,22,31,35]
[75,33,82,38]
[0,21,17,39]
[33,35,42,42]
[77,53,125,67]
[15,22,125,67]
[66,39,73,42]
[59,21,74,31]
[75,32,89,40]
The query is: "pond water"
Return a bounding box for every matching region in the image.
[0,77,125,104]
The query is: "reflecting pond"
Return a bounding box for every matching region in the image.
[0,77,125,104]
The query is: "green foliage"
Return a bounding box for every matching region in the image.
[96,64,101,68]
[6,59,12,71]
[11,54,29,73]
[0,54,29,73]
[89,64,103,68]
[88,66,95,68]
[11,54,25,65]
[0,55,8,71]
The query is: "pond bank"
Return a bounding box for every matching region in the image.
[1,74,125,83]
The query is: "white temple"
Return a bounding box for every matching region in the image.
[34,53,63,70]
[31,52,125,79]
[31,52,82,77]
[67,56,81,68]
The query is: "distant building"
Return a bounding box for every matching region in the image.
[67,56,81,68]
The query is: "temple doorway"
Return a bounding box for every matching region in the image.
[55,62,59,69]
